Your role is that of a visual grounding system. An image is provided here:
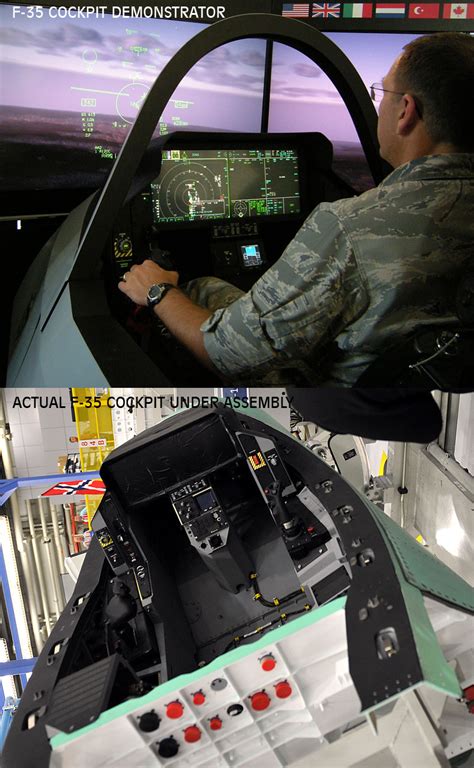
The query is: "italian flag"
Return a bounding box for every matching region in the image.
[343,2,373,16]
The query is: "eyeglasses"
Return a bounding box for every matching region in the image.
[370,82,423,117]
[370,83,405,103]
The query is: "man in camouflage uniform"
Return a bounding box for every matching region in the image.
[119,33,474,385]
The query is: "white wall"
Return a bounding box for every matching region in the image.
[4,388,76,478]
[454,393,474,476]
[389,442,473,586]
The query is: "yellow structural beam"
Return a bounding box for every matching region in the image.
[71,388,115,526]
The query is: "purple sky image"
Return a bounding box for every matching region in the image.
[0,61,265,132]
[0,3,422,142]
[0,6,266,131]
[268,33,421,140]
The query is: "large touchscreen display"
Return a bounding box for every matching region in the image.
[151,148,301,223]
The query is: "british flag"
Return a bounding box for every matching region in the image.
[41,478,106,496]
[312,2,341,16]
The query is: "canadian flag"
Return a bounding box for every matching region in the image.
[442,3,474,17]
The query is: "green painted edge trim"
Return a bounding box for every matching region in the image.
[400,578,461,697]
[370,501,474,612]
[51,595,347,749]
[360,493,462,699]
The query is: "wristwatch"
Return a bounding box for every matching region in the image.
[146,282,175,309]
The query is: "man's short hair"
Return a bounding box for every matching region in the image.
[396,32,474,152]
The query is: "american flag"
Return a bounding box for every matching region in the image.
[282,3,310,16]
[312,2,341,16]
[42,478,106,496]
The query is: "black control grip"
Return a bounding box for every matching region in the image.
[149,247,176,271]
[265,481,292,526]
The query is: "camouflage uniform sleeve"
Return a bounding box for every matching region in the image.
[201,206,369,378]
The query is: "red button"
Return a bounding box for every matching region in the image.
[464,685,474,701]
[193,691,206,706]
[250,691,270,711]
[184,725,201,743]
[260,655,276,672]
[209,717,222,731]
[166,701,184,719]
[275,681,292,699]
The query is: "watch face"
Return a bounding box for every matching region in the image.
[148,283,173,308]
[148,284,162,303]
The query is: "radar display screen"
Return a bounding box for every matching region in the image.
[150,148,301,223]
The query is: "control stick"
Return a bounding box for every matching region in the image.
[265,481,302,537]
[265,481,314,560]
[149,246,176,272]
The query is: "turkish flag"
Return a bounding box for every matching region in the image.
[408,3,440,17]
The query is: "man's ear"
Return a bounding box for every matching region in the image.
[397,94,419,136]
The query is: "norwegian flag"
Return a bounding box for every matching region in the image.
[312,2,342,17]
[42,478,106,496]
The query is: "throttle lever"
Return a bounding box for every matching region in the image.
[149,246,176,272]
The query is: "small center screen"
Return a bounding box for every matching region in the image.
[151,148,301,223]
[241,244,263,268]
[195,489,218,511]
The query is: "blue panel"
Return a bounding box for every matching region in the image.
[0,544,24,661]
[0,697,19,750]
[0,544,32,690]
[0,659,37,675]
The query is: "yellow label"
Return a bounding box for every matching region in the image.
[249,451,266,471]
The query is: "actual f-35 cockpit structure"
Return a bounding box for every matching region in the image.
[3,405,473,767]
